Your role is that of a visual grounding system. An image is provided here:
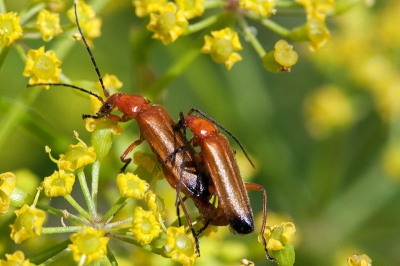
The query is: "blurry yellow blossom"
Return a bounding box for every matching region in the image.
[22,46,62,89]
[0,251,30,266]
[91,74,123,113]
[42,170,75,197]
[134,151,157,174]
[67,1,102,45]
[52,135,96,171]
[175,0,205,19]
[0,190,11,216]
[116,173,149,199]
[36,9,63,42]
[130,206,162,245]
[347,253,372,266]
[201,28,243,70]
[133,0,167,17]
[147,3,188,45]
[0,172,16,196]
[0,12,23,46]
[382,143,400,180]
[69,226,109,264]
[259,222,296,250]
[274,39,298,67]
[239,0,275,18]
[304,86,353,139]
[10,204,45,244]
[145,190,167,221]
[164,226,198,266]
[296,0,334,51]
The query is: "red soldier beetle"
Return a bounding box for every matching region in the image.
[168,108,272,260]
[27,1,218,256]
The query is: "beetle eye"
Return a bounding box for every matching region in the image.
[105,103,111,109]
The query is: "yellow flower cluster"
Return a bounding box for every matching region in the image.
[0,12,23,46]
[296,0,334,51]
[259,222,296,251]
[0,172,16,216]
[164,226,198,266]
[347,253,372,266]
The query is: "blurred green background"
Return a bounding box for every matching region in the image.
[1,0,400,265]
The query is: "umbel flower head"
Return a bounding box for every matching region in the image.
[69,226,109,264]
[175,0,205,19]
[0,250,30,266]
[146,2,188,45]
[10,204,46,244]
[0,12,23,46]
[1,172,17,216]
[116,173,150,199]
[42,170,75,197]
[239,0,275,18]
[133,0,167,17]
[347,253,372,266]
[259,222,296,250]
[48,132,96,171]
[201,28,243,70]
[36,9,63,42]
[130,206,162,245]
[164,226,198,266]
[22,46,62,89]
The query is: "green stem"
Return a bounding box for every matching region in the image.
[108,234,167,256]
[186,15,219,35]
[102,197,129,223]
[0,45,11,72]
[41,226,82,234]
[30,239,71,265]
[36,202,90,225]
[238,18,266,57]
[204,0,225,9]
[106,246,118,266]
[246,12,291,37]
[76,168,97,220]
[91,160,101,214]
[19,2,46,24]
[64,194,92,221]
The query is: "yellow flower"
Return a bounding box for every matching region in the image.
[55,136,96,171]
[259,222,296,250]
[0,12,23,46]
[67,1,102,45]
[239,0,275,18]
[145,190,167,221]
[36,9,63,42]
[274,39,298,67]
[10,204,45,244]
[304,85,353,139]
[84,117,124,136]
[347,253,372,266]
[306,11,331,51]
[42,170,75,197]
[116,173,149,199]
[296,0,333,51]
[0,172,16,196]
[296,0,335,15]
[0,190,11,217]
[146,3,188,45]
[201,28,243,70]
[69,226,109,265]
[164,226,198,266]
[175,0,205,19]
[91,74,123,113]
[22,46,62,89]
[0,251,30,266]
[133,0,167,17]
[130,206,162,245]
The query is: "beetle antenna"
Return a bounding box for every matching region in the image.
[27,83,104,103]
[73,1,109,98]
[189,108,255,168]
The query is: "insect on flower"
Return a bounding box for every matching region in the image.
[167,108,273,260]
[27,0,213,256]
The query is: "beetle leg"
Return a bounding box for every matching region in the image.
[119,135,145,172]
